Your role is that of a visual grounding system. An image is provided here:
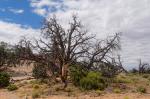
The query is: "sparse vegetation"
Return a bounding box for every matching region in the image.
[7,84,18,91]
[136,86,147,93]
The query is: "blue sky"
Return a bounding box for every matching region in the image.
[0,0,150,68]
[0,0,43,28]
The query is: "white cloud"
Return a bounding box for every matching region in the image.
[0,20,40,44]
[9,8,24,14]
[30,0,64,16]
[24,0,150,68]
[33,8,47,16]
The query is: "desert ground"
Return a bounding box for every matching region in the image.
[1,65,150,99]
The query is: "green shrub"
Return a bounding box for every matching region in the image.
[113,88,121,93]
[136,86,146,93]
[79,71,106,90]
[7,84,18,91]
[70,65,87,86]
[32,63,48,79]
[0,72,10,87]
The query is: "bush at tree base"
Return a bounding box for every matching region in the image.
[70,64,87,86]
[70,65,107,90]
[79,71,107,90]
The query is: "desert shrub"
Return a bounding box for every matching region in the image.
[32,88,44,99]
[113,88,121,93]
[32,63,48,79]
[142,74,149,78]
[32,91,40,99]
[7,84,18,91]
[70,65,87,86]
[136,86,146,93]
[33,84,40,89]
[79,71,106,90]
[0,72,10,87]
[115,74,131,83]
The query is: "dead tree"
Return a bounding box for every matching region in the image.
[83,33,126,77]
[17,15,126,87]
[138,59,150,74]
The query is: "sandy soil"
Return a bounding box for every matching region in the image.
[0,89,20,99]
[1,90,150,99]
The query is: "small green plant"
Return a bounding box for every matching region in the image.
[96,90,103,96]
[0,72,10,87]
[124,96,129,99]
[136,86,146,93]
[113,88,121,93]
[32,89,43,99]
[7,84,18,91]
[32,91,40,99]
[33,84,40,89]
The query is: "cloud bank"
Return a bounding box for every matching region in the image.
[0,20,39,44]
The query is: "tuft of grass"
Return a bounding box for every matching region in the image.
[32,88,43,99]
[124,96,130,99]
[32,91,40,99]
[33,84,40,89]
[7,84,18,91]
[55,87,61,91]
[96,90,103,96]
[65,87,73,92]
[136,86,146,93]
[142,74,150,79]
[113,88,121,93]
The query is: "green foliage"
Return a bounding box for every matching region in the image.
[136,86,146,93]
[7,84,18,91]
[0,72,10,87]
[79,71,106,90]
[70,65,87,86]
[32,63,48,79]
